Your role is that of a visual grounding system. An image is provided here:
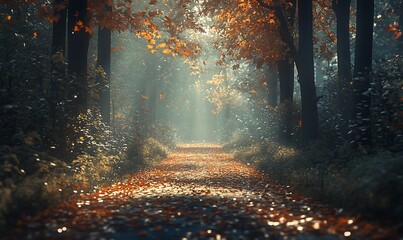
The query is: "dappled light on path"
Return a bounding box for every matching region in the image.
[7,144,398,239]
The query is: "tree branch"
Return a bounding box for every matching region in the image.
[256,0,302,82]
[331,0,339,15]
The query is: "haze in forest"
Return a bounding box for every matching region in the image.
[0,0,402,238]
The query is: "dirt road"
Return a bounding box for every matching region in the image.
[6,144,398,239]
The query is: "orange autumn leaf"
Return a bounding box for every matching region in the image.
[159,92,165,100]
[183,50,193,56]
[143,33,152,40]
[393,31,402,40]
[111,45,124,52]
[162,49,172,54]
[386,23,399,32]
[85,26,92,35]
[158,43,166,48]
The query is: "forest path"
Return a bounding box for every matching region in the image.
[7,144,397,239]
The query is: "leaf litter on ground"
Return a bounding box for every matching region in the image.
[6,144,400,239]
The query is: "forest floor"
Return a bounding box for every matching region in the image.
[5,144,400,240]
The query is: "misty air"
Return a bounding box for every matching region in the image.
[0,0,402,239]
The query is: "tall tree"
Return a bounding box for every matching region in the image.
[332,0,352,116]
[257,0,319,141]
[96,1,112,124]
[266,65,278,108]
[400,6,403,53]
[49,0,67,154]
[298,0,319,141]
[278,59,294,142]
[278,0,296,142]
[389,0,403,52]
[51,0,67,58]
[278,60,294,105]
[67,0,90,113]
[352,0,374,147]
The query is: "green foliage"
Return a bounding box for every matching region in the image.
[0,5,53,145]
[65,109,172,185]
[0,107,173,230]
[0,137,72,230]
[141,138,169,163]
[371,56,403,148]
[71,154,121,187]
[126,137,169,172]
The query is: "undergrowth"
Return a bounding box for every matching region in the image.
[225,137,403,225]
[0,112,174,231]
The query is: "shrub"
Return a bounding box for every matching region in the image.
[226,136,403,222]
[0,137,73,231]
[0,119,172,231]
[125,137,169,173]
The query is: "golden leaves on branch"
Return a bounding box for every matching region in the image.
[6,0,202,59]
[204,0,283,64]
[140,32,200,57]
[203,0,342,64]
[162,49,172,54]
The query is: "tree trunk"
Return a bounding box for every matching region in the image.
[67,0,90,113]
[257,0,319,141]
[399,5,403,53]
[352,0,374,147]
[266,66,278,108]
[298,0,319,141]
[50,0,67,114]
[96,25,112,124]
[64,0,90,156]
[332,0,352,116]
[279,0,296,143]
[278,60,294,105]
[51,0,67,57]
[49,0,67,154]
[278,58,294,142]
